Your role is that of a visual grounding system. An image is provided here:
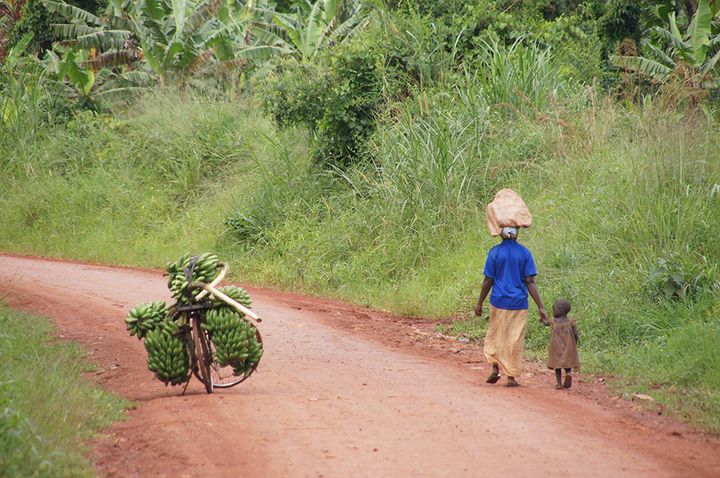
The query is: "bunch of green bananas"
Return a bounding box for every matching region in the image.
[165,253,220,303]
[203,306,263,376]
[125,301,167,339]
[213,285,252,309]
[144,321,191,386]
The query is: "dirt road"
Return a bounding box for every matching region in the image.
[1,254,718,477]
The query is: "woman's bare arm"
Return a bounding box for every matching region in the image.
[475,277,493,317]
[525,276,548,324]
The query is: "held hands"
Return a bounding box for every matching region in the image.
[539,308,549,325]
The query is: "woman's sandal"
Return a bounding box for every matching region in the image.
[563,374,572,389]
[506,377,520,387]
[486,371,501,384]
[555,383,564,390]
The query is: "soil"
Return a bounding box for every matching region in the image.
[1,253,719,477]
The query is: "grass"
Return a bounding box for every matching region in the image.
[0,306,127,477]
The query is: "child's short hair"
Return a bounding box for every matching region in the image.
[552,299,571,317]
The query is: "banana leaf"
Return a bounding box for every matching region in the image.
[609,55,673,82]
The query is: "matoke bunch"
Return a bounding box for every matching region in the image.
[124,253,263,386]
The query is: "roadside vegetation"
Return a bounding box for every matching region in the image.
[1,0,719,433]
[0,307,126,477]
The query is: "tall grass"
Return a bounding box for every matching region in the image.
[0,307,126,477]
[471,40,567,115]
[0,92,296,266]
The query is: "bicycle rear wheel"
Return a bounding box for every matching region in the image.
[192,316,213,394]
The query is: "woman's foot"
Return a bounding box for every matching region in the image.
[506,377,520,387]
[486,364,501,384]
[563,374,573,389]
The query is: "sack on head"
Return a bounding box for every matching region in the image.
[486,189,532,236]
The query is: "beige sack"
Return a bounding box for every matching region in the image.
[486,188,532,236]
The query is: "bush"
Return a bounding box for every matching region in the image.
[6,0,53,56]
[259,45,381,167]
[259,11,451,167]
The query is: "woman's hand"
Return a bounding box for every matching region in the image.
[539,307,548,324]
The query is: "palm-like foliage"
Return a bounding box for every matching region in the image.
[611,0,720,92]
[254,0,368,60]
[44,0,266,84]
[0,0,27,60]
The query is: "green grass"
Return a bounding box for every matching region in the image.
[0,307,127,477]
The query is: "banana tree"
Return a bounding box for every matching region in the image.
[0,0,27,61]
[43,0,271,85]
[0,31,52,141]
[611,0,720,97]
[253,0,368,60]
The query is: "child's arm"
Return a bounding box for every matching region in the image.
[572,319,579,342]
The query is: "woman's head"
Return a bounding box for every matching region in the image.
[500,226,518,240]
[552,299,571,318]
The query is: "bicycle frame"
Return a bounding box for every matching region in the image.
[169,262,263,393]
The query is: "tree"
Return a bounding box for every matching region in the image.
[44,0,277,86]
[254,0,369,60]
[0,0,26,61]
[610,0,720,104]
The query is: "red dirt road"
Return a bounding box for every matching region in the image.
[1,254,719,477]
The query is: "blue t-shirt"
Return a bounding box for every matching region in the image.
[483,240,537,310]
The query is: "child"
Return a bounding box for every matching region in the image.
[542,299,580,389]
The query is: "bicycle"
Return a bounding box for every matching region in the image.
[168,261,263,394]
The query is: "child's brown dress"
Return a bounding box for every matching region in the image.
[547,317,580,369]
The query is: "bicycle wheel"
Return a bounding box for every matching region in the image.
[208,322,264,389]
[192,316,213,394]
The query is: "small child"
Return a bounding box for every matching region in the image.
[542,299,580,389]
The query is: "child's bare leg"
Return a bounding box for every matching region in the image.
[555,368,563,389]
[486,363,500,384]
[563,368,572,389]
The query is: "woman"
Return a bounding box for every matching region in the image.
[475,226,547,387]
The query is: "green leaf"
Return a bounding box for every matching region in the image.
[251,26,290,47]
[7,32,34,64]
[329,9,367,43]
[688,0,713,65]
[235,44,292,60]
[273,15,302,52]
[42,0,105,26]
[144,0,167,21]
[668,12,683,43]
[171,0,190,39]
[75,30,131,51]
[609,55,673,82]
[51,23,97,40]
[652,26,689,52]
[645,42,675,66]
[701,48,720,75]
[323,0,338,23]
[57,50,96,96]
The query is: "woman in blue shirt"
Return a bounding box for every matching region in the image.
[475,227,547,387]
